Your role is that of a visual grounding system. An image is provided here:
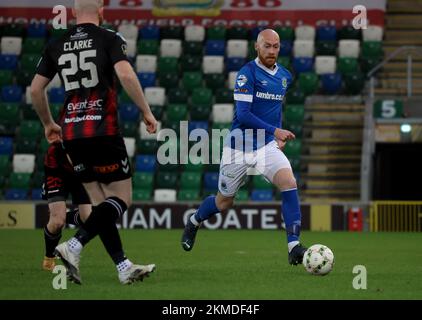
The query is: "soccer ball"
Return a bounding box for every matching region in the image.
[303,244,334,276]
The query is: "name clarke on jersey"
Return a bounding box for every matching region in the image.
[64,39,94,51]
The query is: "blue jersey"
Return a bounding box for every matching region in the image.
[228,58,292,150]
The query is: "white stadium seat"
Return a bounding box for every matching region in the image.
[154,189,177,202]
[228,71,238,89]
[123,137,136,158]
[212,104,234,123]
[46,74,62,90]
[293,40,315,58]
[315,56,337,74]
[295,25,315,40]
[202,56,224,74]
[25,86,32,105]
[363,25,383,41]
[136,55,157,73]
[338,40,360,58]
[227,40,248,58]
[140,121,162,140]
[1,37,22,55]
[160,39,182,58]
[117,24,138,40]
[125,39,137,58]
[144,87,166,106]
[184,25,205,42]
[13,154,36,173]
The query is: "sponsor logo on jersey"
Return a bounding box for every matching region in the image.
[282,77,288,88]
[73,163,86,172]
[255,91,284,101]
[93,163,119,174]
[121,43,128,56]
[70,29,89,40]
[67,99,103,112]
[237,74,248,87]
[261,80,268,86]
[64,115,102,123]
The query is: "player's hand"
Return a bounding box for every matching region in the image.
[45,123,62,143]
[143,111,157,134]
[275,138,287,150]
[274,128,295,142]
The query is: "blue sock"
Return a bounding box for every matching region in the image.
[194,196,220,223]
[281,189,302,244]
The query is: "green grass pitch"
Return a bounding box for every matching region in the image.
[0,230,421,300]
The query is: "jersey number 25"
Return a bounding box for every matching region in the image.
[59,50,99,91]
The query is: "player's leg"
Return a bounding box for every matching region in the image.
[43,200,66,271]
[257,141,307,265]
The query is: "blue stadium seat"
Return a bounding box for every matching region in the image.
[250,26,266,40]
[135,155,156,172]
[293,58,314,74]
[316,26,337,41]
[1,85,22,103]
[5,189,27,200]
[137,72,156,88]
[0,137,13,155]
[31,188,43,200]
[49,87,66,103]
[321,73,342,94]
[188,121,209,134]
[251,189,273,202]
[280,41,293,56]
[0,55,18,70]
[27,23,47,38]
[139,25,160,39]
[204,172,219,190]
[226,57,246,72]
[119,103,140,122]
[205,40,226,56]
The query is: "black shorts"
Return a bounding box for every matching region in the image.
[63,135,132,184]
[42,167,91,205]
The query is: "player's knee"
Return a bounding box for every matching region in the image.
[48,219,65,233]
[216,196,234,211]
[280,177,297,191]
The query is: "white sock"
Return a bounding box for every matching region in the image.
[190,214,200,226]
[288,241,299,253]
[67,237,83,255]
[117,259,133,273]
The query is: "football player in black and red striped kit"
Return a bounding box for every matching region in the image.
[31,0,157,285]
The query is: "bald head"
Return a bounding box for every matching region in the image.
[74,0,103,13]
[257,29,280,44]
[255,29,280,69]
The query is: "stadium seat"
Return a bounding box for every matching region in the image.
[293,40,315,58]
[361,57,381,74]
[363,25,383,41]
[292,57,314,74]
[316,25,337,41]
[24,86,32,105]
[139,121,161,140]
[31,188,43,200]
[0,102,20,133]
[215,88,233,103]
[178,189,200,201]
[32,171,44,188]
[154,189,177,202]
[343,72,365,94]
[38,139,49,154]
[298,72,319,95]
[182,72,203,93]
[166,104,188,121]
[1,37,22,55]
[184,25,205,42]
[338,25,361,40]
[315,56,336,74]
[338,57,359,74]
[205,40,226,56]
[204,172,219,190]
[137,39,159,55]
[212,104,234,123]
[315,41,337,56]
[139,25,160,39]
[135,155,156,172]
[16,70,33,87]
[321,73,342,94]
[0,155,10,175]
[3,23,25,37]
[123,137,136,158]
[49,87,65,103]
[46,74,62,90]
[284,122,303,138]
[190,104,211,121]
[160,26,183,39]
[206,26,226,40]
[0,70,13,87]
[251,189,273,201]
[278,56,291,70]
[136,55,157,73]
[362,41,383,59]
[21,54,41,72]
[22,38,45,55]
[27,23,47,38]
[9,172,31,189]
[156,171,178,188]
[0,54,18,70]
[180,171,201,189]
[0,137,13,155]
[180,55,202,72]
[158,57,179,74]
[284,104,305,124]
[15,137,37,153]
[133,172,154,189]
[21,103,37,121]
[227,26,248,40]
[121,121,137,137]
[137,139,158,155]
[250,26,266,40]
[188,121,208,134]
[191,88,213,106]
[253,175,272,189]
[280,41,293,56]
[286,88,305,104]
[226,57,245,72]
[137,72,156,88]
[158,72,179,89]
[118,23,138,40]
[12,154,35,173]
[228,71,238,90]
[167,87,188,104]
[235,189,249,201]
[125,39,137,58]
[1,85,22,103]
[295,25,315,40]
[183,156,204,172]
[275,26,294,41]
[227,40,248,58]
[133,188,152,201]
[144,87,166,106]
[338,40,360,58]
[204,73,226,91]
[183,41,203,56]
[160,39,182,58]
[5,189,27,200]
[284,139,302,158]
[202,56,224,74]
[50,27,68,39]
[19,120,43,138]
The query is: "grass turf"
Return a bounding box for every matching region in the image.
[0,230,421,300]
